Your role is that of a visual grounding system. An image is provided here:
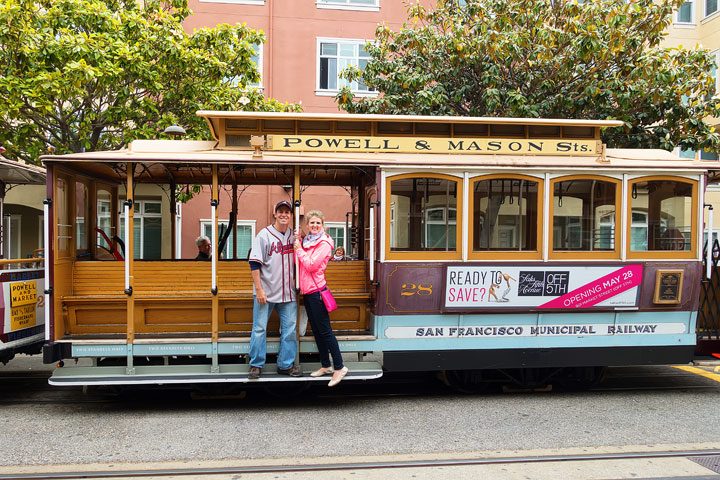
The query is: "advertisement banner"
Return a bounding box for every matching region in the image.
[444,264,643,309]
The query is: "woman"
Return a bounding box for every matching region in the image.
[294,210,348,387]
[332,246,346,261]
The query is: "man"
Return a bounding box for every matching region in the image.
[247,200,302,379]
[195,236,211,260]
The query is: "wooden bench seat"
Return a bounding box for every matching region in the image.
[62,261,371,336]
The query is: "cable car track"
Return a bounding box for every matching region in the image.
[2,449,720,480]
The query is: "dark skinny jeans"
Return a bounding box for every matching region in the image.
[304,290,344,370]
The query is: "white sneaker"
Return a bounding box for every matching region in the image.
[328,366,348,387]
[310,367,334,377]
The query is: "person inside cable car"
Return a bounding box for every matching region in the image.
[332,246,347,261]
[195,235,212,260]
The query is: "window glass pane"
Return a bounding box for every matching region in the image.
[338,43,355,57]
[144,201,162,214]
[390,177,457,252]
[56,177,70,254]
[97,191,112,250]
[236,225,253,259]
[700,149,719,160]
[552,179,616,251]
[473,178,539,251]
[679,148,696,159]
[708,0,718,15]
[75,182,88,251]
[142,217,162,259]
[320,42,337,56]
[677,2,693,22]
[326,226,346,251]
[630,180,693,251]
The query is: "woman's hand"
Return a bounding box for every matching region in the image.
[293,238,301,251]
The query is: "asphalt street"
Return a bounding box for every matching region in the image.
[0,355,719,475]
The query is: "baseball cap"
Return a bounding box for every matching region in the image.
[274,200,292,212]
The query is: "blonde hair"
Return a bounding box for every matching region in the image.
[305,210,325,223]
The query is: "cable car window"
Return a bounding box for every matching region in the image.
[629,179,694,252]
[552,178,618,252]
[389,176,458,252]
[75,182,88,253]
[472,177,539,252]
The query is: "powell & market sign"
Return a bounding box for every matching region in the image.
[267,135,601,156]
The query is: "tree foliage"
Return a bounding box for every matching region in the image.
[0,0,299,163]
[338,0,720,151]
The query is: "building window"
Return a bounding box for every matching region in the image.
[325,222,346,252]
[201,220,255,259]
[676,1,694,23]
[317,0,379,10]
[550,176,620,258]
[707,0,718,17]
[678,147,718,160]
[318,39,373,93]
[470,175,542,259]
[386,174,462,260]
[119,200,162,260]
[628,177,697,257]
[228,43,262,89]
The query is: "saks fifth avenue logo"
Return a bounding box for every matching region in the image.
[268,135,599,156]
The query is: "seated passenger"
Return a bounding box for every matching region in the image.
[332,246,347,261]
[195,235,212,260]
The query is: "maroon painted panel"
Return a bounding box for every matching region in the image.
[376,260,702,316]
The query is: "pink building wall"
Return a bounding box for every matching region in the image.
[180,1,432,257]
[184,0,432,111]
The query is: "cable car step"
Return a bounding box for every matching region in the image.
[48,362,383,386]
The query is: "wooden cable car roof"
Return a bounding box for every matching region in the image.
[39,112,718,182]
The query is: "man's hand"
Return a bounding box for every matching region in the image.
[256,287,268,304]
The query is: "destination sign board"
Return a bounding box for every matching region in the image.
[267,135,601,156]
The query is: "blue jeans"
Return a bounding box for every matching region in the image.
[304,291,344,370]
[249,299,298,370]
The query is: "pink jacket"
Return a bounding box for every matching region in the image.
[296,233,334,294]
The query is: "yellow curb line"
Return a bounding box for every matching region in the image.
[715,366,720,373]
[674,365,720,383]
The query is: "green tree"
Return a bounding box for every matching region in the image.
[338,0,720,151]
[0,0,299,164]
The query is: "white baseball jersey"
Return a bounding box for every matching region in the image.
[248,225,296,303]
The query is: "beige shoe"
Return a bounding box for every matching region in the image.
[310,367,334,377]
[328,366,348,387]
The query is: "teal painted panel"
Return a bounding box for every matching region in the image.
[375,311,697,351]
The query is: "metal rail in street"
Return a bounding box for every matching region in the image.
[2,449,720,480]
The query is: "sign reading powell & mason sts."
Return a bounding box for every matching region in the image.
[267,135,601,156]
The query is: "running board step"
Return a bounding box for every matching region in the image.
[48,362,383,386]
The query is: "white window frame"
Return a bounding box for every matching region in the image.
[325,222,347,251]
[119,199,162,260]
[316,0,379,12]
[675,1,695,24]
[199,219,256,259]
[316,37,377,96]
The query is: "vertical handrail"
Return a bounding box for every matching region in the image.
[707,205,714,280]
[369,203,375,282]
[124,201,131,293]
[43,200,50,341]
[125,163,135,374]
